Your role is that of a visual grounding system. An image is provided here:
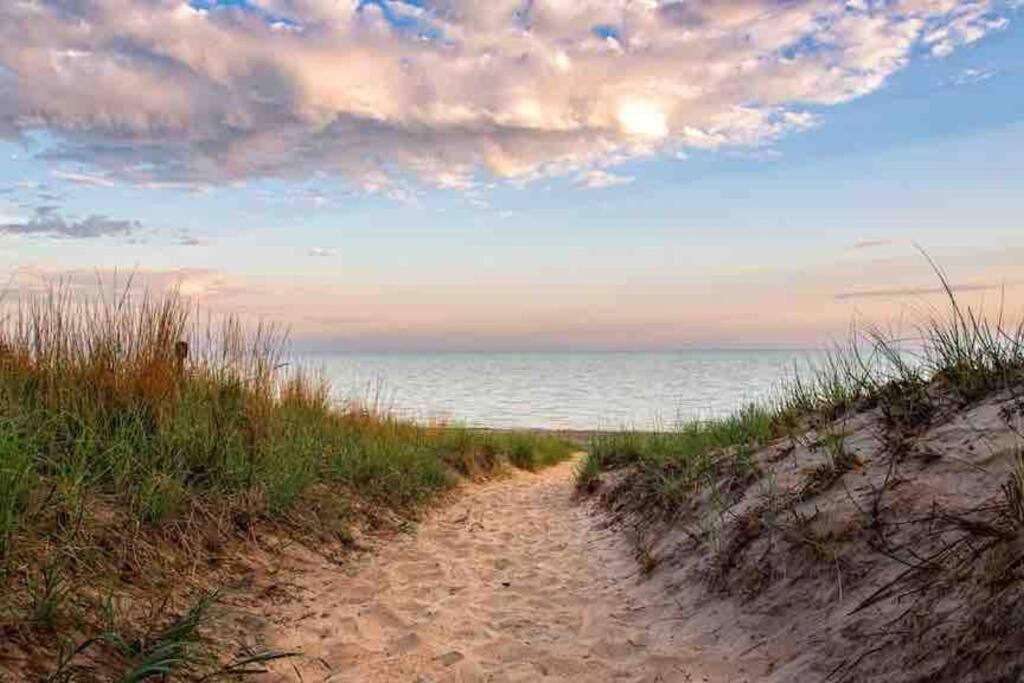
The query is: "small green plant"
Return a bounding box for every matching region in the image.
[44,590,298,682]
[818,428,858,475]
[0,415,33,557]
[638,544,658,575]
[115,592,217,682]
[28,560,68,629]
[1001,449,1024,529]
[575,451,603,493]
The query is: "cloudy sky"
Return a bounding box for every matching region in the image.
[1,0,1022,350]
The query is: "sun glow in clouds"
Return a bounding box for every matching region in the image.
[0,0,1012,190]
[617,99,669,140]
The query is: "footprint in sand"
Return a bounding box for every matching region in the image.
[260,459,706,682]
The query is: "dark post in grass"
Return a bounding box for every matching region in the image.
[174,340,189,375]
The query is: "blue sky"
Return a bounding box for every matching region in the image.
[1,1,1022,350]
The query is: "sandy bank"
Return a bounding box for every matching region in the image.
[590,389,1024,681]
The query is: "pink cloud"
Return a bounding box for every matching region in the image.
[0,0,1009,190]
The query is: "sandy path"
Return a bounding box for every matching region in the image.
[260,459,713,682]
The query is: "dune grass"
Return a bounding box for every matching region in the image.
[573,266,1024,681]
[578,404,774,509]
[0,285,573,678]
[577,267,1024,512]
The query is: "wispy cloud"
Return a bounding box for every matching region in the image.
[0,0,1009,191]
[6,248,1023,350]
[577,169,634,190]
[944,66,999,87]
[308,247,336,258]
[0,206,139,239]
[4,266,249,302]
[52,170,115,187]
[851,239,893,250]
[834,283,1005,301]
[177,234,206,247]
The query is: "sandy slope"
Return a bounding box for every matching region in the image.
[255,459,740,682]
[592,393,1024,682]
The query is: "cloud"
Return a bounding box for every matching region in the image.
[6,246,1023,350]
[308,247,336,257]
[0,0,1010,191]
[922,3,1008,56]
[0,206,140,239]
[5,266,249,302]
[851,239,893,250]
[952,66,997,86]
[52,170,115,187]
[177,234,206,246]
[577,169,633,189]
[834,283,1006,301]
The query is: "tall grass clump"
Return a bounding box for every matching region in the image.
[0,287,334,544]
[0,284,573,676]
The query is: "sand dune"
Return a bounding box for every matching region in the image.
[255,459,738,682]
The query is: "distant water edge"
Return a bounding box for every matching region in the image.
[306,350,822,431]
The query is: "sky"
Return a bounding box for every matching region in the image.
[0,0,1022,351]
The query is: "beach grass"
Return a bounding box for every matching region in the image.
[0,285,574,677]
[574,267,1024,679]
[577,265,1024,513]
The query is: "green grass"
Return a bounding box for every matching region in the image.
[45,590,296,682]
[581,403,774,512]
[0,285,574,677]
[577,264,1024,515]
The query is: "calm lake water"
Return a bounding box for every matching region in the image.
[308,350,820,430]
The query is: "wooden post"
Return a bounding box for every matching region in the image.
[174,340,189,374]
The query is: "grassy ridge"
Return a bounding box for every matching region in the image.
[577,404,775,514]
[575,270,1024,680]
[577,271,1024,511]
[0,287,573,677]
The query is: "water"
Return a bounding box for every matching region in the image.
[308,350,819,430]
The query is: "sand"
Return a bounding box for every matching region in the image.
[254,458,734,682]
[592,392,1024,682]
[228,391,1024,682]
